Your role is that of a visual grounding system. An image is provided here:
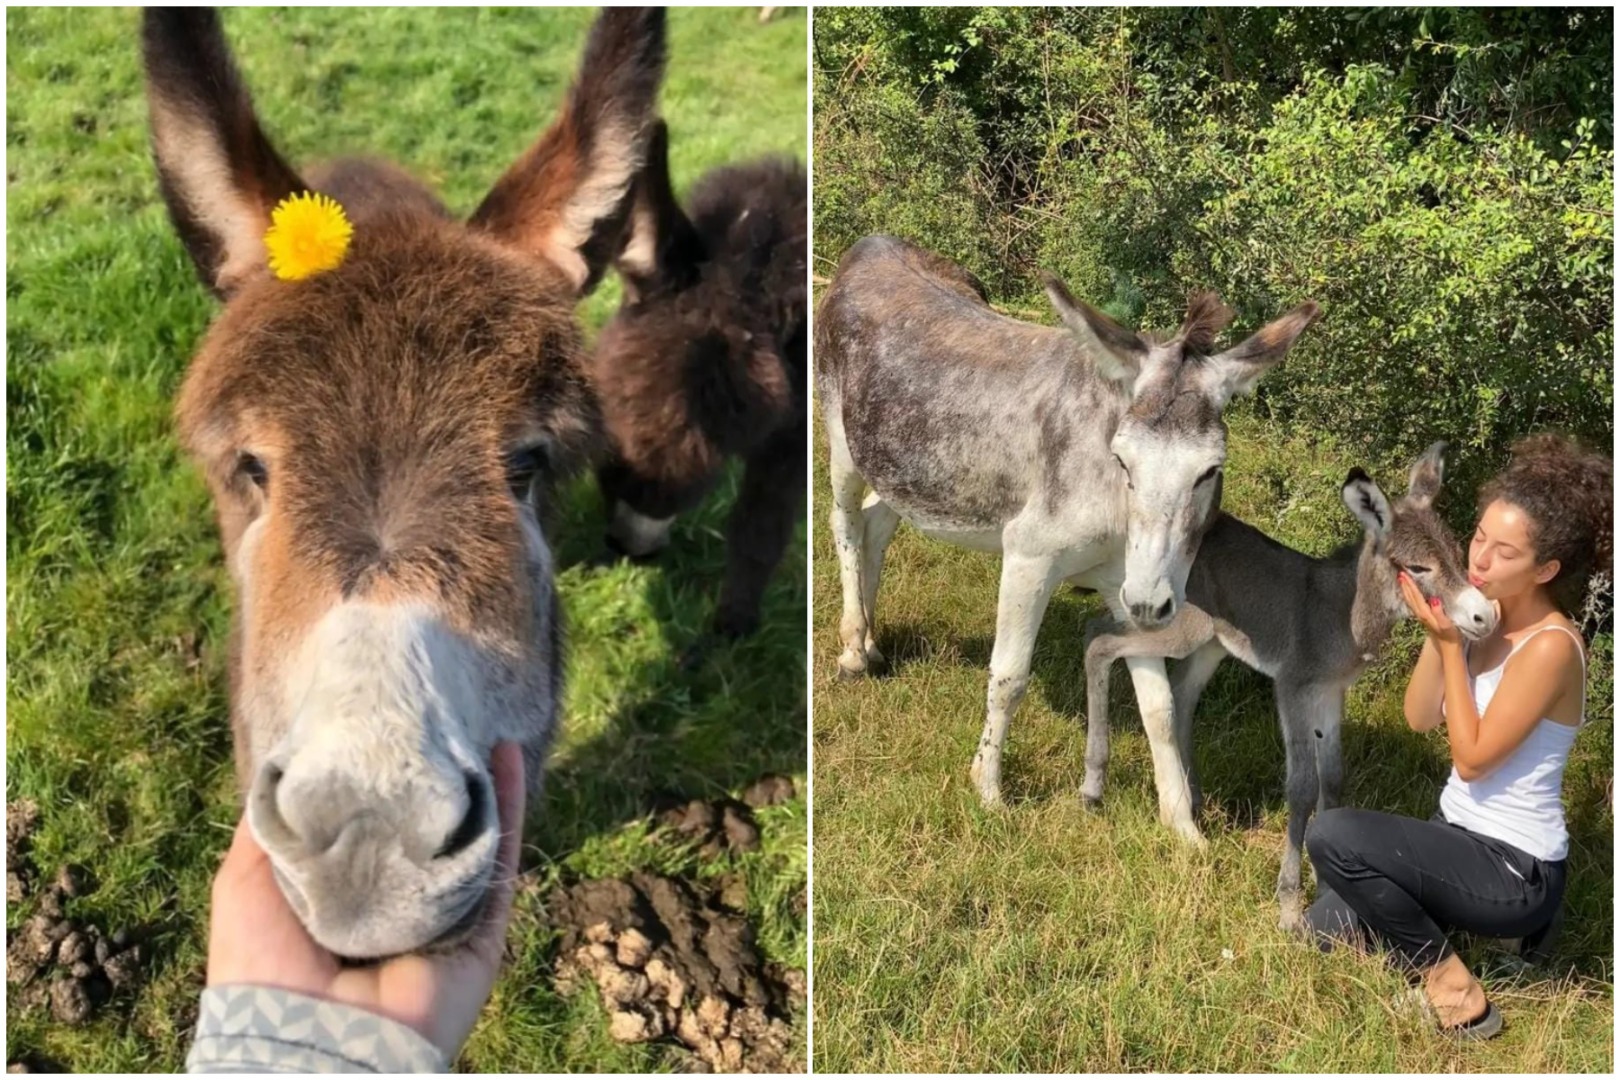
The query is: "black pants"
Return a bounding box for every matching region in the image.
[1304,807,1565,970]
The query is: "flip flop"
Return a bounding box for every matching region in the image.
[1442,1000,1503,1042]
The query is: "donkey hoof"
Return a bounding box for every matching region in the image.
[1081,793,1104,813]
[1278,901,1307,936]
[968,760,1003,807]
[1168,820,1208,851]
[1278,911,1308,936]
[835,645,870,679]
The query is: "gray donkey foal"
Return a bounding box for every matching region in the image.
[818,235,1319,841]
[1082,444,1497,928]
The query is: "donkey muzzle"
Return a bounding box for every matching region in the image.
[1120,581,1178,629]
[248,754,499,958]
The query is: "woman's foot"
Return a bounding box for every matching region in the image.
[1443,1001,1503,1041]
[1423,954,1500,1038]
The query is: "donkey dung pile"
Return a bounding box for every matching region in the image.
[6,799,40,903]
[548,872,803,1072]
[5,800,145,1026]
[657,796,762,858]
[740,774,796,809]
[652,773,797,859]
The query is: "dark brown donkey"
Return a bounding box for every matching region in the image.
[144,7,665,959]
[590,122,806,638]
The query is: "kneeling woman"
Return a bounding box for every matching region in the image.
[1304,435,1610,1039]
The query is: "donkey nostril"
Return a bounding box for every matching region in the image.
[1153,597,1174,622]
[436,772,489,860]
[250,760,300,851]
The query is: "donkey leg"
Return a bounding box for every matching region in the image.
[1079,617,1125,809]
[828,426,873,679]
[1314,688,1346,813]
[858,491,901,667]
[1127,655,1204,848]
[1083,612,1211,815]
[1169,640,1228,816]
[970,552,1061,807]
[715,424,804,638]
[1275,684,1326,932]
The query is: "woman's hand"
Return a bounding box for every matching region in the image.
[1399,571,1463,648]
[204,741,526,1062]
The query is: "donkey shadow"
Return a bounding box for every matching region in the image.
[529,465,806,858]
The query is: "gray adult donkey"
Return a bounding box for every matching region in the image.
[817,235,1319,841]
[1082,445,1497,927]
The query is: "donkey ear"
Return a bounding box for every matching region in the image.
[614,119,705,302]
[1406,441,1447,510]
[1341,467,1393,539]
[470,7,666,296]
[1202,300,1321,407]
[1039,272,1146,383]
[142,8,306,298]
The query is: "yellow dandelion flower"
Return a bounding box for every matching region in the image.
[264,192,353,281]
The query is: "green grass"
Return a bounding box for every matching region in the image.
[811,407,1613,1072]
[6,6,806,1072]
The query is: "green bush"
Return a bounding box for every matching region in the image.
[812,79,1000,289]
[1192,70,1613,478]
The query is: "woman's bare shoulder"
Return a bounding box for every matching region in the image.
[1513,615,1584,663]
[1504,615,1586,722]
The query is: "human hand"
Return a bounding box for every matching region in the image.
[205,741,526,1061]
[1398,571,1462,648]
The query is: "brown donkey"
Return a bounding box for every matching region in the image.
[144,7,665,959]
[590,122,806,638]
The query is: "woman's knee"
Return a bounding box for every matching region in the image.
[1306,806,1365,870]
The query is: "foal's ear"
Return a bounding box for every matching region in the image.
[1405,441,1447,510]
[142,8,306,298]
[470,7,666,296]
[614,120,705,302]
[1039,272,1147,384]
[1201,300,1320,407]
[1342,467,1393,541]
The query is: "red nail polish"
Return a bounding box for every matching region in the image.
[1430,597,1441,609]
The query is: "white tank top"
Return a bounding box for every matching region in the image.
[1439,624,1585,862]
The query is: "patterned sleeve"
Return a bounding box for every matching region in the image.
[185,984,446,1073]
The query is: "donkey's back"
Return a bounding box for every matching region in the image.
[818,235,1110,535]
[817,235,1059,388]
[686,157,807,376]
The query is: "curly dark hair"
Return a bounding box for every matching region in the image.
[1478,434,1613,613]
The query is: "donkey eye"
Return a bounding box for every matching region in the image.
[1196,464,1221,486]
[236,452,268,491]
[505,445,549,499]
[1108,453,1134,492]
[1405,564,1432,575]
